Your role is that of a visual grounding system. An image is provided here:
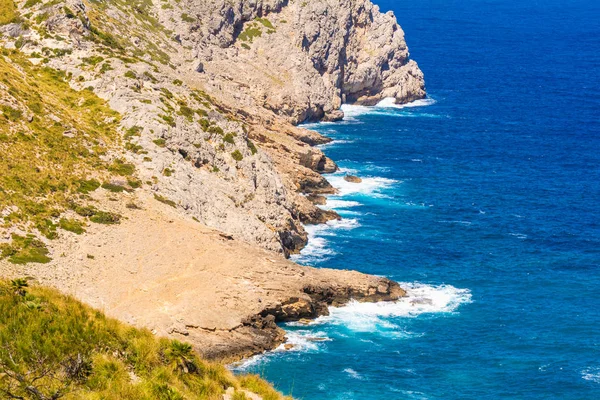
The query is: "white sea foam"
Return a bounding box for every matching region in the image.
[326,174,398,197]
[509,232,528,239]
[343,368,365,380]
[231,330,331,371]
[582,367,600,383]
[376,97,437,109]
[276,330,331,352]
[291,218,360,264]
[340,97,436,118]
[317,139,354,149]
[308,283,472,332]
[438,220,472,225]
[231,284,472,371]
[321,199,362,210]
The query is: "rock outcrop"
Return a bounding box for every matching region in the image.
[177,0,426,123]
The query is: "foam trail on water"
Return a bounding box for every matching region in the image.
[343,368,366,380]
[582,367,600,383]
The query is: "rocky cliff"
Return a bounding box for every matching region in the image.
[1,0,424,255]
[178,0,426,122]
[1,0,421,362]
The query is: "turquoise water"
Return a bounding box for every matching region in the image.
[233,0,600,398]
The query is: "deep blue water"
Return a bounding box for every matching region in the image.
[234,1,600,398]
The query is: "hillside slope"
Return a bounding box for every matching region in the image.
[0,278,289,399]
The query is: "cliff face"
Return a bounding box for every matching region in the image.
[179,0,426,123]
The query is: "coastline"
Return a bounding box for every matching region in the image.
[233,98,474,376]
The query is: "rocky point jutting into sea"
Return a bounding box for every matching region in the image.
[0,0,423,364]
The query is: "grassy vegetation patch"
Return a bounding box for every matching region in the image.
[255,17,274,30]
[0,0,19,25]
[247,140,258,155]
[154,194,176,208]
[0,280,290,399]
[108,159,136,176]
[101,182,126,193]
[59,218,85,234]
[153,138,166,147]
[231,150,244,162]
[0,50,122,230]
[223,133,235,144]
[0,234,51,264]
[89,211,121,225]
[238,23,263,43]
[77,179,101,194]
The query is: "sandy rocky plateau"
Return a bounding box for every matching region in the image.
[0,0,424,361]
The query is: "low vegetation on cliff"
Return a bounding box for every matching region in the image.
[0,279,289,399]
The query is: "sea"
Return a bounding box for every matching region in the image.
[232,0,600,398]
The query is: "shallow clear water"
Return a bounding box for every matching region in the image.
[233,0,600,398]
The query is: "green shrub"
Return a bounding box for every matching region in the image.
[181,13,195,23]
[101,182,125,193]
[160,114,176,127]
[199,118,211,131]
[59,218,85,234]
[153,138,166,147]
[247,140,258,155]
[77,179,101,194]
[223,133,235,144]
[154,194,176,208]
[179,105,194,121]
[81,55,104,66]
[231,150,243,162]
[89,211,121,224]
[208,125,223,135]
[1,105,22,121]
[0,234,51,264]
[108,159,135,176]
[238,25,262,43]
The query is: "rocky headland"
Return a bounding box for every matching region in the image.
[0,0,423,365]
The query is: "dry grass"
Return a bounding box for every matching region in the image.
[0,279,290,399]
